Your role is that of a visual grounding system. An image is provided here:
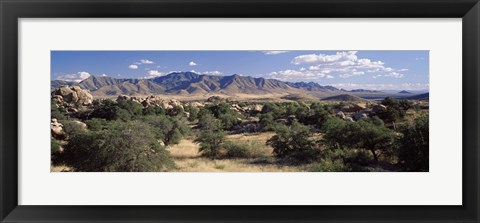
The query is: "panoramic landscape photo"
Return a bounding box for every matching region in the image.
[51,50,429,172]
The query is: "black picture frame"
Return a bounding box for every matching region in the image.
[1,0,479,222]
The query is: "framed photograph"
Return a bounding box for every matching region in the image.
[1,0,479,222]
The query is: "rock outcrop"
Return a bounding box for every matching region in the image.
[51,118,64,139]
[52,86,93,106]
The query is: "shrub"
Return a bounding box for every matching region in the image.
[376,97,413,123]
[219,113,240,130]
[91,99,120,120]
[184,105,199,122]
[267,120,319,162]
[323,118,395,163]
[85,118,108,131]
[259,113,275,131]
[308,159,348,172]
[51,99,66,120]
[397,115,429,171]
[224,141,250,158]
[143,106,165,116]
[166,105,184,117]
[51,138,62,154]
[63,120,174,172]
[141,115,188,145]
[117,99,143,117]
[62,120,87,138]
[195,113,225,158]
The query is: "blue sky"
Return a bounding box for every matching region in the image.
[51,50,429,90]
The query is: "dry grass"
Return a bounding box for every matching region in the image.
[168,133,305,172]
[50,165,72,172]
[51,132,307,172]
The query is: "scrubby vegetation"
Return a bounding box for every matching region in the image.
[52,91,429,172]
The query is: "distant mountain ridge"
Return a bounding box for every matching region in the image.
[51,72,346,97]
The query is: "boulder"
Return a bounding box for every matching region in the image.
[51,119,64,139]
[339,103,363,113]
[353,111,369,121]
[72,120,87,130]
[344,117,354,122]
[189,102,204,107]
[52,86,93,106]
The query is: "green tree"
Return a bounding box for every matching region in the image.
[259,112,275,131]
[398,115,429,171]
[141,115,188,145]
[219,113,240,130]
[85,118,108,131]
[63,120,174,172]
[117,99,143,117]
[195,113,225,158]
[323,118,395,163]
[91,99,121,120]
[51,99,66,120]
[62,120,87,139]
[267,120,318,162]
[143,106,165,116]
[308,103,331,128]
[184,105,199,122]
[376,97,413,124]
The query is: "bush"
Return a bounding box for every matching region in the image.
[308,159,349,172]
[309,149,371,172]
[62,120,174,172]
[203,103,240,130]
[141,115,188,145]
[195,113,225,158]
[51,138,62,153]
[397,115,429,171]
[323,118,395,163]
[85,118,108,131]
[184,105,199,122]
[259,113,275,131]
[91,99,120,120]
[219,113,240,130]
[51,99,66,120]
[143,106,165,116]
[224,141,250,158]
[62,120,87,138]
[267,120,319,162]
[166,105,184,117]
[376,97,413,123]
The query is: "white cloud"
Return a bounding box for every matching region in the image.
[385,72,404,78]
[128,64,138,69]
[101,74,107,77]
[189,61,197,66]
[202,71,223,75]
[146,70,165,78]
[265,69,334,81]
[262,51,289,55]
[416,57,425,61]
[140,59,154,64]
[290,51,406,79]
[56,71,91,82]
[190,70,223,75]
[331,83,429,91]
[292,51,359,65]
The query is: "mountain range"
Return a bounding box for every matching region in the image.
[51,72,353,97]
